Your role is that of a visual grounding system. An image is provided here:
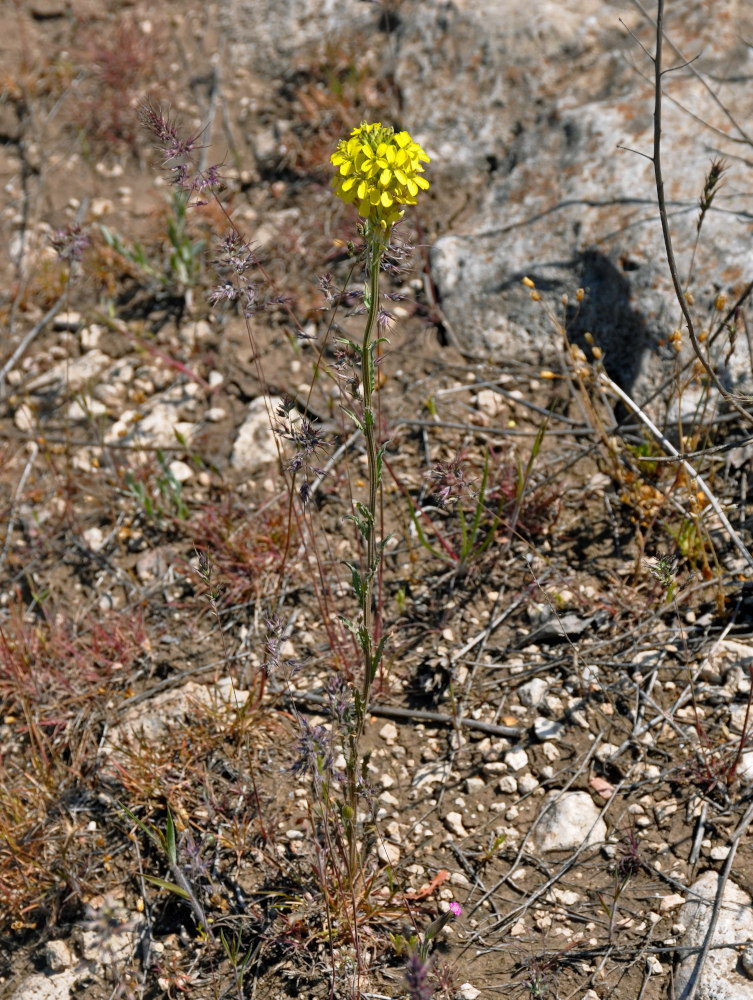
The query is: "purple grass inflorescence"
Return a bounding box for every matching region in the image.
[405,950,432,1000]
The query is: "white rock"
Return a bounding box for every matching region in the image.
[230,396,281,472]
[534,717,565,741]
[518,773,538,794]
[505,748,529,772]
[412,759,452,788]
[475,388,502,417]
[377,841,400,865]
[518,677,548,707]
[729,703,750,734]
[9,972,77,1000]
[594,742,620,762]
[167,460,193,482]
[379,791,400,809]
[738,751,753,783]
[52,310,83,330]
[82,526,105,551]
[675,872,753,999]
[205,406,227,422]
[379,721,398,745]
[498,775,518,795]
[532,791,606,852]
[541,741,560,761]
[458,985,480,1000]
[466,777,486,794]
[660,893,686,912]
[67,397,107,420]
[103,681,214,753]
[551,887,582,906]
[45,940,73,972]
[80,325,102,350]
[444,812,468,838]
[89,197,113,219]
[26,349,110,393]
[14,403,35,431]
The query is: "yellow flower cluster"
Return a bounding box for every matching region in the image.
[331,122,430,230]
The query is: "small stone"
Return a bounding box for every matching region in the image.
[660,893,685,912]
[379,791,400,809]
[534,717,565,741]
[518,678,548,707]
[14,404,35,432]
[45,940,73,972]
[167,460,193,483]
[286,830,303,840]
[458,984,480,1000]
[551,887,582,905]
[505,748,529,772]
[82,526,105,551]
[498,775,518,795]
[532,791,606,852]
[739,751,753,783]
[205,406,227,422]
[230,397,281,472]
[729,703,750,734]
[80,325,102,349]
[89,197,113,219]
[518,773,538,794]
[465,777,485,794]
[444,812,468,838]
[483,761,507,774]
[379,721,398,745]
[710,846,730,861]
[67,397,107,420]
[53,310,83,330]
[377,841,400,865]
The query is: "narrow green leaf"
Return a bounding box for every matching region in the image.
[342,408,365,434]
[165,807,177,865]
[143,875,191,900]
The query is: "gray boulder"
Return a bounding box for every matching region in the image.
[222,0,753,407]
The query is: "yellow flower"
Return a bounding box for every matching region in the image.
[331,122,430,230]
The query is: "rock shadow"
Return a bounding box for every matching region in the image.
[564,248,660,397]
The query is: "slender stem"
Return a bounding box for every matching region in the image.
[347,237,384,885]
[359,243,382,720]
[651,0,753,427]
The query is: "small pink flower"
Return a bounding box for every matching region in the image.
[449,901,462,917]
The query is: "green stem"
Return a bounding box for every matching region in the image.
[359,241,381,721]
[347,236,384,882]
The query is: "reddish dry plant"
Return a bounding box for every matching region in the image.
[74,16,166,153]
[188,492,298,611]
[0,602,151,928]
